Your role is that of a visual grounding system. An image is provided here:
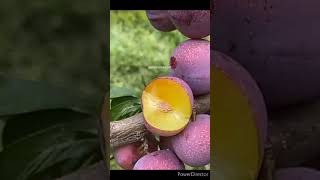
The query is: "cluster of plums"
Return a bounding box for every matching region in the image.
[147,10,210,96]
[213,1,320,179]
[113,10,210,170]
[115,114,210,170]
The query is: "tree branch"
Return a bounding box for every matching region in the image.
[258,100,320,179]
[110,94,210,148]
[268,100,320,168]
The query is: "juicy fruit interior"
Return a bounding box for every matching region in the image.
[212,65,261,180]
[142,78,192,132]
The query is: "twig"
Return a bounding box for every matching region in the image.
[109,94,210,148]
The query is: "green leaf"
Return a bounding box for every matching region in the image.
[110,86,138,99]
[0,124,72,180]
[2,109,93,147]
[110,96,141,121]
[19,139,98,180]
[0,76,100,116]
[0,120,99,180]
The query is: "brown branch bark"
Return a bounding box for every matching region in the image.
[110,93,210,148]
[258,140,275,180]
[258,100,320,179]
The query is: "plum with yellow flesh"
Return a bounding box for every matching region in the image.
[142,76,194,136]
[212,51,268,180]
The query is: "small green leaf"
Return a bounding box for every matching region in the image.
[2,109,93,147]
[110,96,141,121]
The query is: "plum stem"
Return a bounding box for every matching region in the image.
[141,137,149,154]
[191,106,197,122]
[258,139,275,180]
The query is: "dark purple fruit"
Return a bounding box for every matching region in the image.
[114,134,158,169]
[133,150,185,170]
[168,10,210,39]
[146,10,176,32]
[171,114,210,167]
[170,39,210,95]
[213,0,320,109]
[213,51,268,180]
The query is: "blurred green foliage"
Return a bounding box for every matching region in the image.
[0,0,106,95]
[110,10,187,96]
[0,0,106,179]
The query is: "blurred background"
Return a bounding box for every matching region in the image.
[110,10,187,96]
[0,1,107,179]
[109,10,209,170]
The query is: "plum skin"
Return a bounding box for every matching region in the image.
[170,39,210,95]
[213,50,268,153]
[171,114,210,167]
[213,0,320,108]
[113,142,144,170]
[168,10,210,39]
[114,134,158,170]
[133,149,185,170]
[146,10,176,32]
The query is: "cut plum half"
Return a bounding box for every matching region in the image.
[212,51,268,180]
[142,76,194,136]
